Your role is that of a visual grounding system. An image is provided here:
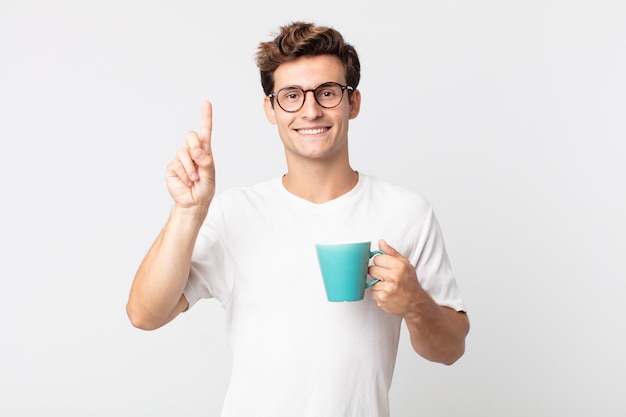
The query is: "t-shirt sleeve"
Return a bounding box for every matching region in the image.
[413,206,467,312]
[183,199,234,309]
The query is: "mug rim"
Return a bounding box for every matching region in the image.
[315,241,371,246]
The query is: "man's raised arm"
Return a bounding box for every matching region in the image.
[126,101,216,330]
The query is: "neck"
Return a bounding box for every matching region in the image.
[282,163,358,204]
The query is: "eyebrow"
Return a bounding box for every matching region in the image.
[275,81,344,91]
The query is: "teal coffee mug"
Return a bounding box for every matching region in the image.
[315,241,384,302]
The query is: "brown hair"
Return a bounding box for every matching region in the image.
[255,21,361,97]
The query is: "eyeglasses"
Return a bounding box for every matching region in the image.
[268,82,354,113]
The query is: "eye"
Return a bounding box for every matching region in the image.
[316,84,341,100]
[279,88,303,102]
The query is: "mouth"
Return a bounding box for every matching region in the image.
[295,127,329,135]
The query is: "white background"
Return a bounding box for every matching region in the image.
[1,0,625,416]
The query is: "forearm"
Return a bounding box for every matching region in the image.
[404,295,469,365]
[126,204,208,330]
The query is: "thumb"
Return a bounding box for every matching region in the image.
[191,148,215,186]
[378,239,399,256]
[192,148,214,169]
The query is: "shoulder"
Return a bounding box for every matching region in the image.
[362,174,432,213]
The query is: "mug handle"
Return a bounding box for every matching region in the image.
[365,250,385,288]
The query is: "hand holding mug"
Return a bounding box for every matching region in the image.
[368,239,425,317]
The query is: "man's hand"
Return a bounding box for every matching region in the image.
[369,239,469,364]
[368,239,424,317]
[166,101,216,209]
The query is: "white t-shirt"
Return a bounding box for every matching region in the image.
[184,173,466,417]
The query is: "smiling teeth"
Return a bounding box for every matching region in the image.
[299,128,327,134]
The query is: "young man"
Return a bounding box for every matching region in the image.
[127,21,469,417]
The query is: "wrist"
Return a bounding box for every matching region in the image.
[401,290,436,322]
[170,202,209,224]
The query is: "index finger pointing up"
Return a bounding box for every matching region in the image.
[199,100,213,153]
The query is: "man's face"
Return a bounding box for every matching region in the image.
[264,54,361,164]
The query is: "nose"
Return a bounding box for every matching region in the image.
[300,90,323,118]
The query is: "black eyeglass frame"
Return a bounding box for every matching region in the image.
[268,82,354,113]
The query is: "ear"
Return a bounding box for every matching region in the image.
[348,89,361,120]
[264,96,277,125]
